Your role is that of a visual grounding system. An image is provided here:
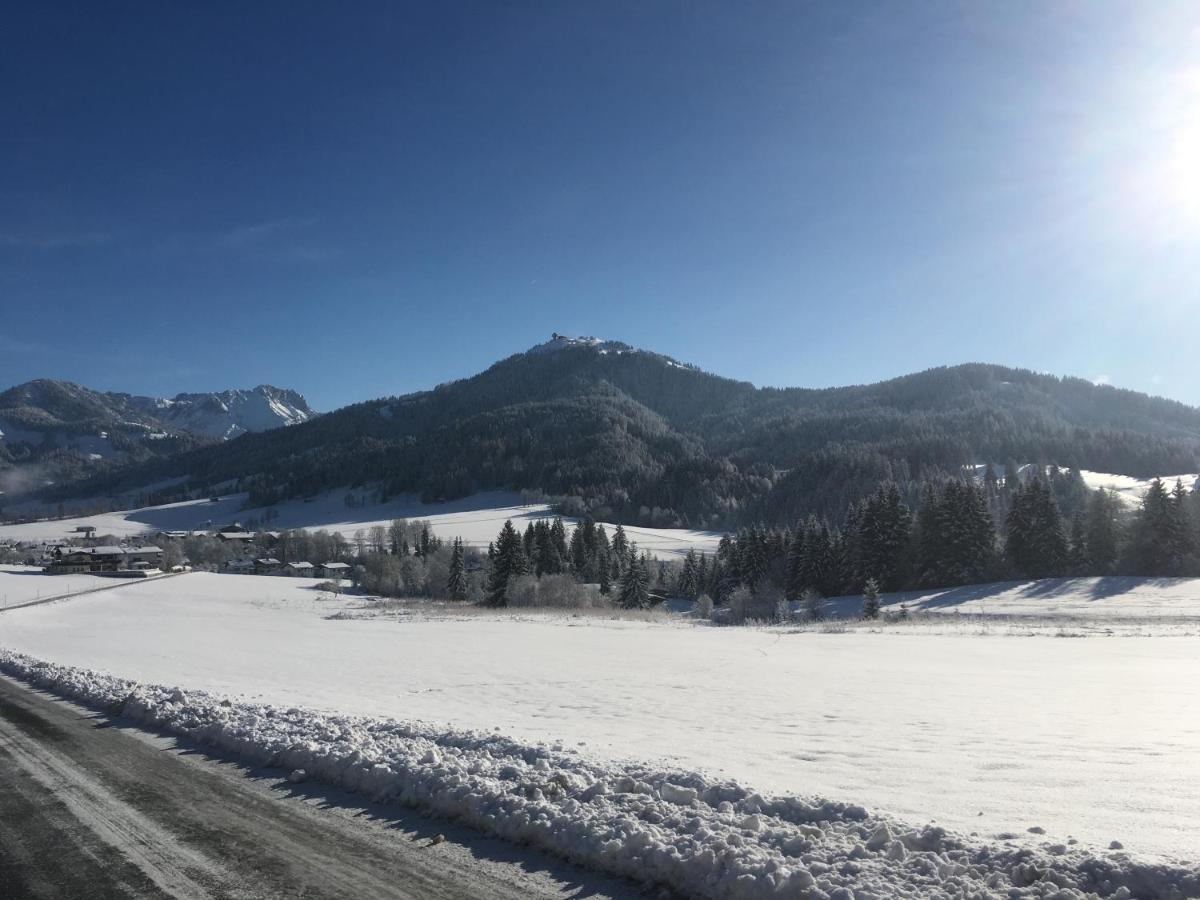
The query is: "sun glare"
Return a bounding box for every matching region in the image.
[1122,65,1200,242]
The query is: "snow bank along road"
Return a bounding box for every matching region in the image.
[0,672,645,900]
[2,652,1197,900]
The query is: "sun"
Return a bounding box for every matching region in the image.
[1122,65,1200,243]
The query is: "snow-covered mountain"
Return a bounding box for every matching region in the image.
[126,386,314,439]
[0,380,314,491]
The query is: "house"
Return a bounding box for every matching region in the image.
[123,546,164,566]
[218,523,248,534]
[43,545,162,575]
[217,531,257,544]
[254,557,283,574]
[316,561,351,579]
[44,548,99,574]
[225,558,256,574]
[283,561,314,577]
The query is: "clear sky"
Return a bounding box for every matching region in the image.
[2,2,1198,410]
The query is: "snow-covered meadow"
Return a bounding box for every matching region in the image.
[0,563,147,608]
[2,569,1199,872]
[0,488,722,561]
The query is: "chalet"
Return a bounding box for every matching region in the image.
[225,558,256,574]
[317,561,351,579]
[216,531,256,544]
[284,561,314,577]
[45,548,101,574]
[124,546,164,565]
[43,545,162,575]
[254,557,283,574]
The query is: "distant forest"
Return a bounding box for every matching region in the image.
[477,468,1200,613]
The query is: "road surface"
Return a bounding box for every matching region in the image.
[0,674,645,899]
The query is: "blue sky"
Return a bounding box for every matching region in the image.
[2,2,1198,410]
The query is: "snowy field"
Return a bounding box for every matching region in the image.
[0,564,165,609]
[0,489,722,561]
[2,570,1199,868]
[1078,470,1199,507]
[824,576,1200,620]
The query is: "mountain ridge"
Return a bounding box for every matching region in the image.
[8,339,1200,528]
[0,379,315,493]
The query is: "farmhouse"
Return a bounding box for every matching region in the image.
[43,545,163,575]
[217,532,257,545]
[254,557,283,574]
[317,561,351,578]
[283,561,314,576]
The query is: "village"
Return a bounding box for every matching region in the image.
[2,520,354,581]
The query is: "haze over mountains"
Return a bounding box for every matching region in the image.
[7,335,1200,528]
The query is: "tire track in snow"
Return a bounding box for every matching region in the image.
[0,692,222,898]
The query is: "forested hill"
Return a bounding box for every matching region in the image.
[23,337,1200,528]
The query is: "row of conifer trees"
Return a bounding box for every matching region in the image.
[477,469,1200,609]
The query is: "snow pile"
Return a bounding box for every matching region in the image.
[3,650,1196,900]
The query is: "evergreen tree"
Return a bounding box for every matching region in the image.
[1127,478,1174,575]
[611,524,629,564]
[447,538,467,600]
[486,519,526,606]
[1068,510,1089,575]
[1168,480,1196,573]
[1084,488,1120,574]
[861,577,881,620]
[1005,477,1069,578]
[617,546,650,609]
[857,483,912,591]
[598,549,612,595]
[785,529,806,600]
[679,549,699,599]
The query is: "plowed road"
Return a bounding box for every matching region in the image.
[0,675,641,899]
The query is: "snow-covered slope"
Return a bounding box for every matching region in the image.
[127,385,314,439]
[968,464,1200,508]
[0,489,723,560]
[1078,469,1200,507]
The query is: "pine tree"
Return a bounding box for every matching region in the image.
[617,547,650,609]
[611,524,629,565]
[1168,480,1196,574]
[1084,488,1120,574]
[861,577,881,620]
[447,538,467,600]
[785,529,806,600]
[1068,510,1089,575]
[1005,477,1068,578]
[1128,478,1174,575]
[598,549,612,595]
[486,520,526,607]
[679,549,698,599]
